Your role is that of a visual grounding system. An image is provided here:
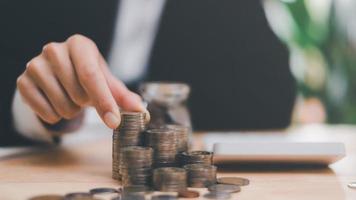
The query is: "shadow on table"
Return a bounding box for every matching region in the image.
[216,162,334,174]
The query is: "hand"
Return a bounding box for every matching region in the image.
[17,34,147,129]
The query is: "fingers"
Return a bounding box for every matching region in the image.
[26,56,81,120]
[99,55,145,111]
[42,42,89,106]
[99,55,150,123]
[16,74,61,124]
[67,34,121,128]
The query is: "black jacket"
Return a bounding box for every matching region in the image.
[0,0,296,146]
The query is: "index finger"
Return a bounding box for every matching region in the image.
[67,34,120,129]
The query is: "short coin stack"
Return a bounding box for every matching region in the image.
[120,146,153,186]
[184,164,217,188]
[112,112,146,180]
[178,150,213,166]
[145,128,179,168]
[164,124,189,152]
[153,167,187,192]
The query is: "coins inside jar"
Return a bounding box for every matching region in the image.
[153,167,187,192]
[184,164,217,188]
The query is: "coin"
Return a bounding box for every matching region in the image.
[64,192,94,200]
[89,188,118,195]
[217,177,250,186]
[184,164,217,188]
[151,194,178,200]
[121,193,145,200]
[153,167,187,192]
[348,182,356,189]
[203,191,231,199]
[178,151,213,166]
[29,195,64,200]
[178,190,200,198]
[208,184,241,193]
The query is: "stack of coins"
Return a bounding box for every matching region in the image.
[178,151,213,166]
[184,164,217,188]
[164,124,189,152]
[112,112,146,180]
[153,167,187,192]
[145,128,179,167]
[120,146,153,186]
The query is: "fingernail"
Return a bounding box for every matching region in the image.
[104,112,120,129]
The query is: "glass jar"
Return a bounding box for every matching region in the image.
[139,82,192,130]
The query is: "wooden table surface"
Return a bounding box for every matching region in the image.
[1,123,356,200]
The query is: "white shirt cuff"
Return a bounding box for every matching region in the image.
[11,89,54,143]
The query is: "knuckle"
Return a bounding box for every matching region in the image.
[26,58,41,75]
[16,75,25,89]
[67,34,89,45]
[58,102,81,119]
[80,67,97,82]
[72,94,89,106]
[42,42,60,58]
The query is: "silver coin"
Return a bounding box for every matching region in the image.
[89,188,119,195]
[208,184,241,193]
[348,182,356,189]
[217,177,250,186]
[64,192,98,200]
[151,195,178,200]
[203,191,231,199]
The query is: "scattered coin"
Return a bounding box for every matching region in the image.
[89,188,119,195]
[348,182,356,189]
[121,193,145,200]
[184,164,217,188]
[208,184,241,193]
[203,191,231,199]
[153,167,187,192]
[151,194,178,200]
[217,177,250,186]
[29,195,64,200]
[63,192,97,200]
[178,190,200,198]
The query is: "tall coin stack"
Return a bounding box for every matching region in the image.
[112,112,146,180]
[184,164,217,188]
[145,128,179,167]
[153,167,187,192]
[120,146,153,186]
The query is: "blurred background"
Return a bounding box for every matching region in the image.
[263,0,356,124]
